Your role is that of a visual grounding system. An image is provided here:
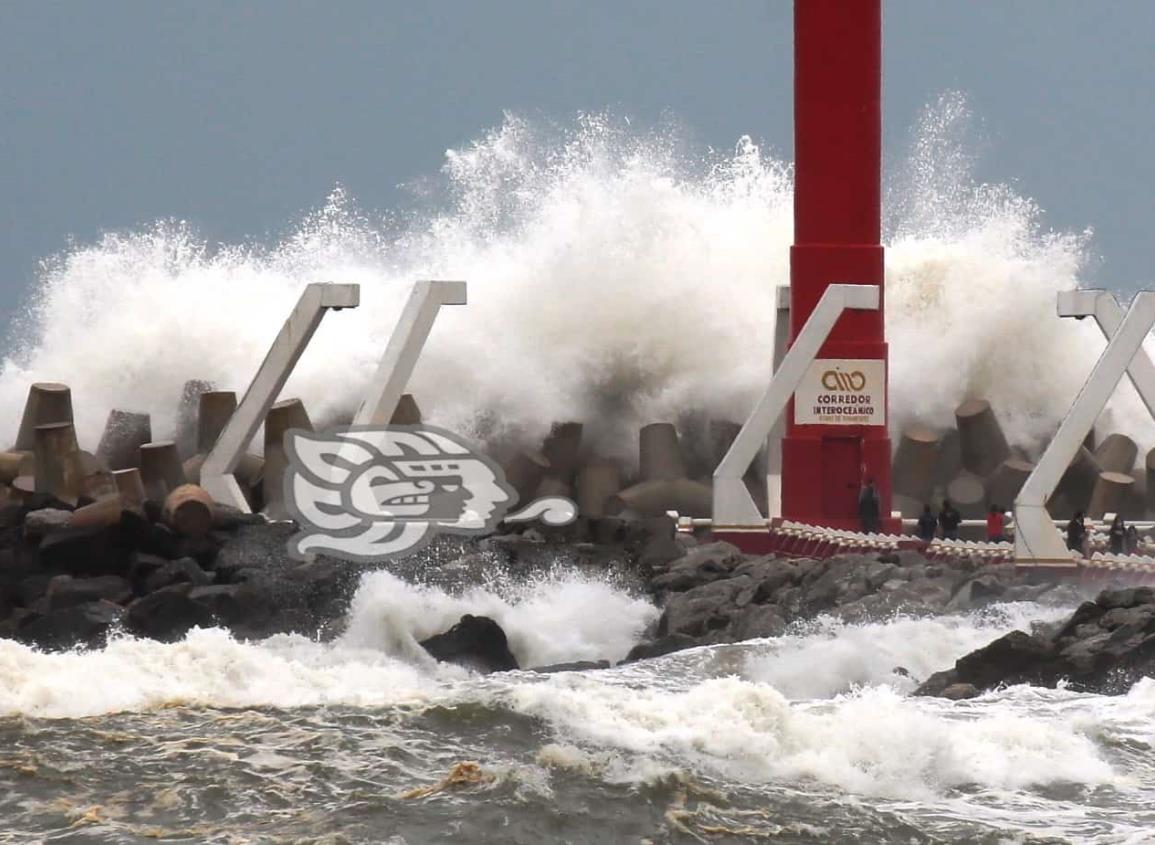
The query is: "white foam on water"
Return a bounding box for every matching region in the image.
[2,95,1148,459]
[338,567,659,669]
[504,675,1120,799]
[0,568,657,719]
[741,602,1073,699]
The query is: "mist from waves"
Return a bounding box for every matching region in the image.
[0,93,1143,463]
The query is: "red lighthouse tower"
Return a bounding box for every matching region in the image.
[781,0,892,528]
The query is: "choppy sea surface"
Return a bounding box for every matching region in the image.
[1,569,1153,844]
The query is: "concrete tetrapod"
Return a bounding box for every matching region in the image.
[174,379,214,458]
[263,398,313,519]
[33,422,83,503]
[1050,446,1102,518]
[575,461,622,518]
[113,468,147,512]
[892,425,941,504]
[608,478,712,519]
[197,391,237,454]
[96,410,152,471]
[390,394,422,425]
[16,383,74,452]
[946,471,986,519]
[163,484,215,538]
[639,423,686,482]
[138,441,186,503]
[1094,433,1138,475]
[1088,471,1135,520]
[955,399,1010,478]
[503,451,550,507]
[985,458,1034,511]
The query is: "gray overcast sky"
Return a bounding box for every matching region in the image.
[3,0,1155,328]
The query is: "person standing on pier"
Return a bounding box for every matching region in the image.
[1066,511,1088,557]
[939,499,962,540]
[1108,514,1127,555]
[986,504,1007,543]
[858,478,881,534]
[916,504,938,541]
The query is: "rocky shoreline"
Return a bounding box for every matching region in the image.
[5,488,1155,698]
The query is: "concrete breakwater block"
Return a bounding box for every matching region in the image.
[96,409,152,471]
[640,423,686,482]
[138,441,186,503]
[955,399,1010,478]
[1088,471,1135,520]
[892,425,940,504]
[263,398,313,520]
[1094,433,1138,475]
[16,382,74,452]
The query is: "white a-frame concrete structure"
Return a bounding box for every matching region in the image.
[714,284,880,526]
[202,280,466,512]
[1015,290,1155,562]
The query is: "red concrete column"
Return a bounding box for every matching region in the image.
[782,0,892,529]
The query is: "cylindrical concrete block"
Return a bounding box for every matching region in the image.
[892,425,941,503]
[16,383,74,452]
[96,409,152,471]
[955,399,1010,478]
[390,394,423,426]
[1123,470,1149,520]
[542,422,583,480]
[163,484,215,538]
[174,379,214,457]
[1088,471,1135,520]
[82,464,120,500]
[1094,433,1138,475]
[1052,446,1102,516]
[71,495,124,530]
[33,422,83,502]
[197,391,237,453]
[113,468,147,512]
[607,478,712,518]
[639,423,686,482]
[138,441,186,502]
[504,451,549,506]
[946,471,986,519]
[535,475,573,500]
[932,428,962,489]
[0,451,26,484]
[1144,448,1155,517]
[985,457,1034,511]
[575,462,622,518]
[263,398,313,519]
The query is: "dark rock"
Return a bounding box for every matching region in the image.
[942,683,979,701]
[1098,586,1155,611]
[419,614,519,673]
[16,601,123,650]
[125,584,213,642]
[36,525,132,577]
[649,542,744,593]
[659,577,749,639]
[143,557,213,593]
[729,604,787,641]
[530,660,611,673]
[46,575,132,610]
[624,633,699,663]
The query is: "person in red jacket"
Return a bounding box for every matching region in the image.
[986,504,1007,542]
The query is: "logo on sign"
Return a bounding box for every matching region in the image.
[821,368,867,392]
[795,359,886,426]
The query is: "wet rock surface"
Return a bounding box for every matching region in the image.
[916,585,1155,697]
[622,533,1082,662]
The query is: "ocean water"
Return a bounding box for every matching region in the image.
[1,570,1150,844]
